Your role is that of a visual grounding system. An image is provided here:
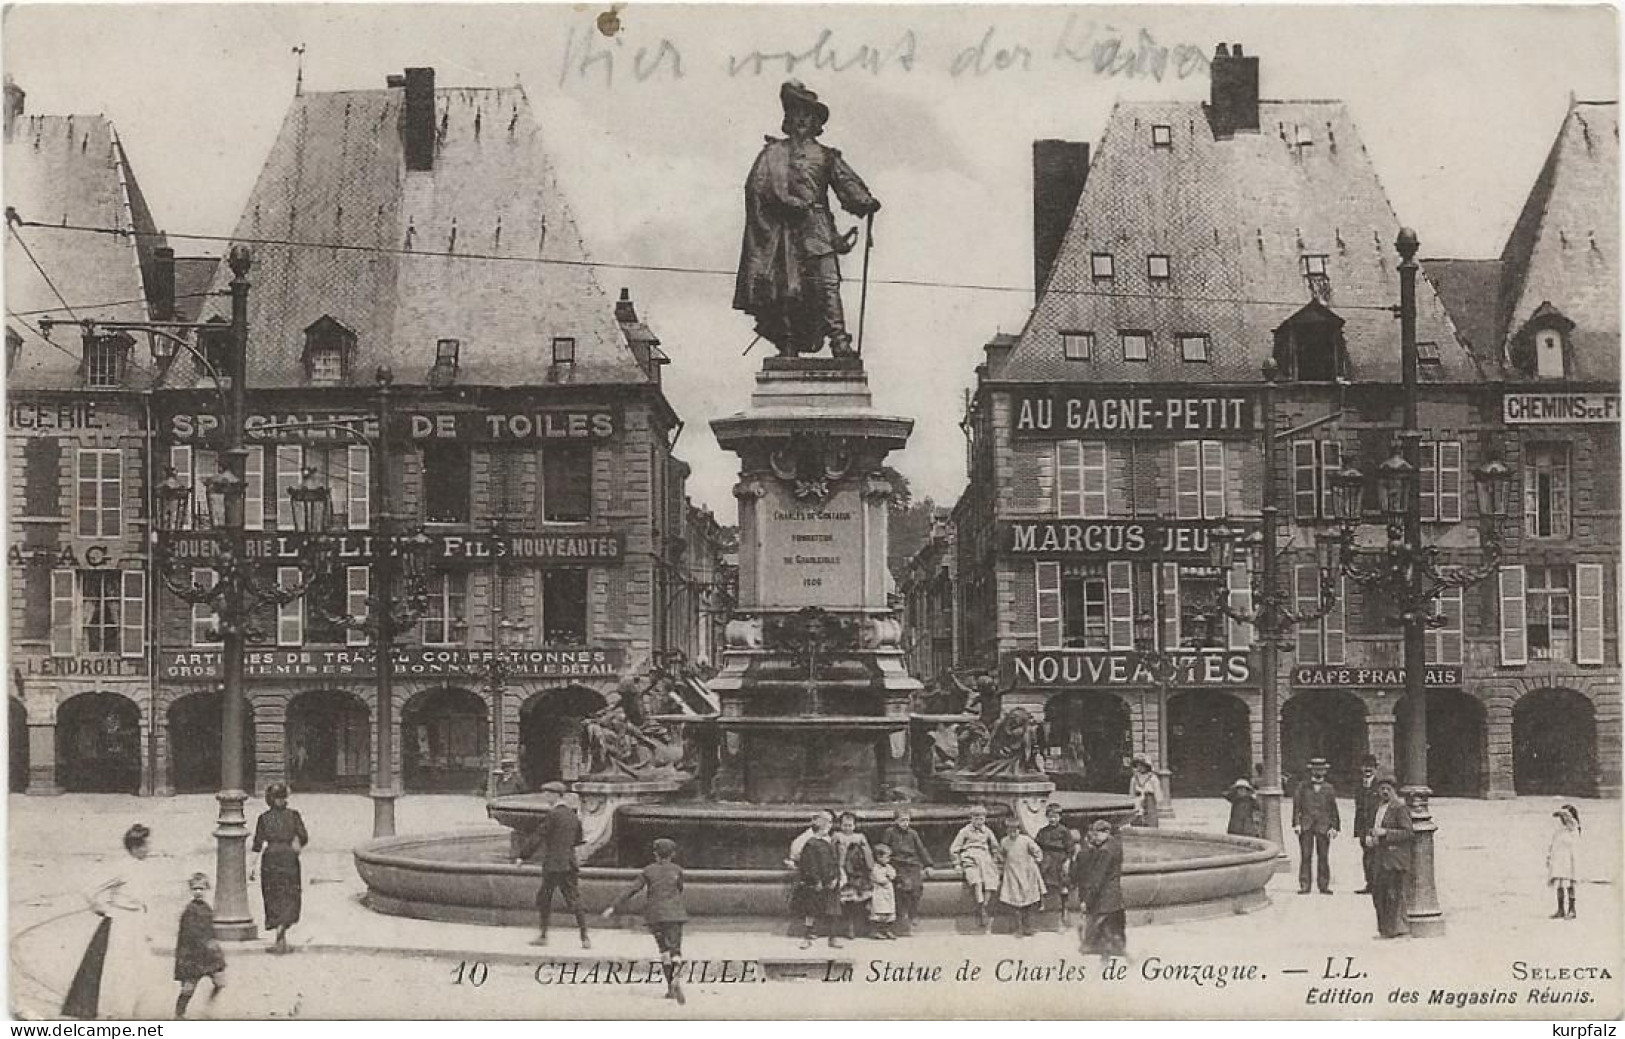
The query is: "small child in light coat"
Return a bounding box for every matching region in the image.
[869,844,899,939]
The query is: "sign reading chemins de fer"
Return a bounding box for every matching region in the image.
[157,530,623,566]
[1002,520,1230,559]
[1005,650,1252,687]
[160,646,623,681]
[1502,392,1621,424]
[1011,389,1254,438]
[1292,664,1463,688]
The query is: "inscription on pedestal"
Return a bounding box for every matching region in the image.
[758,484,865,609]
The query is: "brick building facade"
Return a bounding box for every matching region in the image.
[952,49,1617,799]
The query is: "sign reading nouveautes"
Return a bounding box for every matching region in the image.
[1005,650,1252,687]
[1011,389,1254,438]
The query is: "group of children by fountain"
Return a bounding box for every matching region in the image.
[778,802,1125,955]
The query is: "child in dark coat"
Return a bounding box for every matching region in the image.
[174,873,226,1017]
[603,838,689,1004]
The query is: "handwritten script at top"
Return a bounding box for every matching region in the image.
[558,16,1212,88]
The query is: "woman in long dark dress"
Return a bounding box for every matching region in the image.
[251,783,308,954]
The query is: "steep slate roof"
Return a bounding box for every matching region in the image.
[4,114,163,390]
[1422,258,1503,364]
[1494,101,1619,383]
[172,255,221,323]
[998,100,1479,384]
[200,84,646,388]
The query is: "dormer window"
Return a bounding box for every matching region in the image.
[1509,303,1575,381]
[84,332,132,388]
[1090,253,1115,280]
[1301,255,1328,277]
[1535,329,1565,379]
[1147,255,1171,281]
[197,318,232,383]
[1121,330,1151,362]
[1151,124,1173,148]
[1273,301,1346,382]
[1061,331,1093,361]
[552,336,576,365]
[436,338,461,370]
[302,315,355,386]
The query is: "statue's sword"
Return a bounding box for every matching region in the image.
[855,212,876,357]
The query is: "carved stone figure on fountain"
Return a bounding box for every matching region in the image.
[733,80,881,358]
[956,706,1047,780]
[581,694,687,782]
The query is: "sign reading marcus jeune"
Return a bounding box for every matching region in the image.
[1010,389,1255,438]
[1002,520,1230,559]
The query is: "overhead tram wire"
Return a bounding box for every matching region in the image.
[11,215,1405,314]
[6,310,93,364]
[11,289,224,319]
[6,219,85,324]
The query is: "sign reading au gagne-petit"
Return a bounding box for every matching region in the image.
[1011,389,1255,438]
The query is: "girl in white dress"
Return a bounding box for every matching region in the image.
[1546,804,1582,920]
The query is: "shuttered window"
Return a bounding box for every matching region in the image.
[1159,562,1180,649]
[1228,559,1254,651]
[50,569,76,655]
[244,446,265,530]
[1294,564,1322,664]
[1292,440,1319,519]
[120,570,145,657]
[275,445,302,529]
[170,446,194,529]
[346,566,371,647]
[192,568,221,647]
[1418,440,1463,522]
[1499,566,1527,665]
[1201,441,1226,519]
[1319,440,1342,519]
[1426,586,1463,666]
[1057,442,1082,517]
[277,566,303,646]
[1035,562,1063,650]
[1323,576,1346,665]
[1576,563,1605,665]
[347,444,371,530]
[1174,441,1202,519]
[1106,561,1135,650]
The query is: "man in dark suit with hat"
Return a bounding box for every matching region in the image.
[517,781,591,948]
[1291,757,1340,894]
[1351,753,1382,895]
[734,80,881,358]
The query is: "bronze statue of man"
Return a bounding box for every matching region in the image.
[733,80,881,358]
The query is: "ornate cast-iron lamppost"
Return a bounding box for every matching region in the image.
[1324,227,1517,937]
[270,367,434,837]
[146,245,334,940]
[1132,611,1193,817]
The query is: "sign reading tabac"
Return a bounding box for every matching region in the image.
[1005,650,1252,687]
[1011,389,1255,438]
[1502,392,1621,424]
[1002,520,1229,559]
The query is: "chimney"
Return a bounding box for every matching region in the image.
[983,334,1016,377]
[615,286,638,325]
[1032,140,1090,297]
[151,247,175,322]
[401,67,436,172]
[1207,43,1260,138]
[4,75,24,142]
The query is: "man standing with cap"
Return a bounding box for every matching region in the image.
[734,80,881,358]
[517,781,591,949]
[1291,757,1340,894]
[1351,753,1381,895]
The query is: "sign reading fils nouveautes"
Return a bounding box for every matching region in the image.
[1011,389,1254,438]
[157,530,623,565]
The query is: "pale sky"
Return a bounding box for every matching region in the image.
[4,4,1617,515]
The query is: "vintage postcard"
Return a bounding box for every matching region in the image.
[4,2,1621,1022]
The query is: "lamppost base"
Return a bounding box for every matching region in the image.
[1258,787,1291,872]
[371,789,399,839]
[213,787,258,942]
[1403,783,1446,938]
[1156,768,1175,817]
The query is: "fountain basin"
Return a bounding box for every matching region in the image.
[354,825,1277,927]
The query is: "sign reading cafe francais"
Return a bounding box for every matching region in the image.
[1011,389,1255,438]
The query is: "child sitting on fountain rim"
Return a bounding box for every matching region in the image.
[603,838,689,1005]
[949,803,1002,932]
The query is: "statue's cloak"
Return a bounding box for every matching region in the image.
[733,138,803,319]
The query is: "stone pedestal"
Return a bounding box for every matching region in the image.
[946,775,1057,836]
[709,358,921,805]
[573,779,688,863]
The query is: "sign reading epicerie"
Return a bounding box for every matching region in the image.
[1012,389,1254,438]
[757,485,865,609]
[1005,651,1252,687]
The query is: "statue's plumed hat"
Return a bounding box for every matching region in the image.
[780,80,830,125]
